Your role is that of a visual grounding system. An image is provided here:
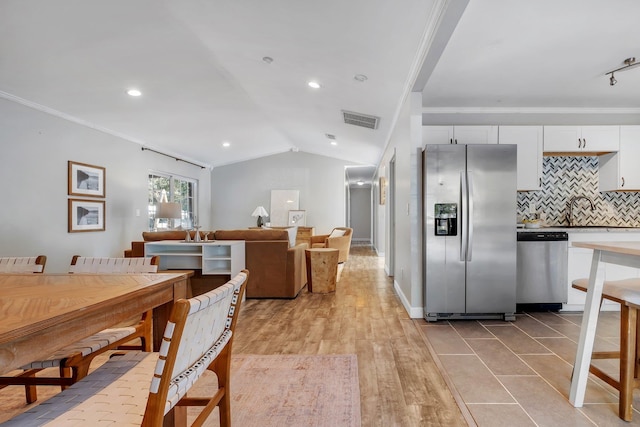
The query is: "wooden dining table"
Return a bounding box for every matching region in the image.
[0,272,188,375]
[569,241,640,409]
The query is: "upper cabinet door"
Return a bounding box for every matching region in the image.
[453,126,498,145]
[543,126,582,152]
[580,126,620,152]
[423,126,455,146]
[544,126,619,153]
[600,126,640,191]
[423,126,498,146]
[498,126,543,191]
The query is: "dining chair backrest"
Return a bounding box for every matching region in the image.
[0,256,46,273]
[69,256,159,274]
[142,270,248,425]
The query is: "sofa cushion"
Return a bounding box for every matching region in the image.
[213,229,289,241]
[329,229,347,238]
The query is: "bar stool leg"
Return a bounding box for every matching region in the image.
[620,304,637,421]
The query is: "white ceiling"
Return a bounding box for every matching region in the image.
[2,0,639,188]
[422,0,640,114]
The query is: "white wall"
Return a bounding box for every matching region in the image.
[210,151,356,235]
[349,187,371,241]
[0,98,211,273]
[377,94,422,316]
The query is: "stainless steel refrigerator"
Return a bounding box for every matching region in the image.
[423,144,517,322]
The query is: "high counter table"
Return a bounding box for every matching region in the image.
[569,241,640,408]
[0,272,188,374]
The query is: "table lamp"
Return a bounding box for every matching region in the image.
[251,206,269,227]
[156,190,182,230]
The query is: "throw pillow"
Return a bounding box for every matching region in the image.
[286,226,298,247]
[329,229,347,238]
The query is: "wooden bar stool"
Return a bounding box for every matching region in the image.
[572,278,640,421]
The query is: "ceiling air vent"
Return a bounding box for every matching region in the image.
[342,110,380,130]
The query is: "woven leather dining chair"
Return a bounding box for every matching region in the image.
[2,270,249,427]
[0,256,158,403]
[0,256,46,273]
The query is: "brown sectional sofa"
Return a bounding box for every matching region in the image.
[124,229,307,299]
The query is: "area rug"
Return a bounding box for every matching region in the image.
[225,354,361,427]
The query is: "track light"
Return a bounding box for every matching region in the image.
[605,57,638,86]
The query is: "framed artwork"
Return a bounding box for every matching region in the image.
[288,210,306,226]
[68,198,105,232]
[68,161,106,198]
[379,177,386,205]
[270,190,299,226]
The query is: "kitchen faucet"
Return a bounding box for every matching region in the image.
[566,196,595,227]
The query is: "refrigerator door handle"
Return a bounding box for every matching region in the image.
[460,171,468,262]
[467,171,474,262]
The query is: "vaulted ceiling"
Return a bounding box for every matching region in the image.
[2,0,639,187]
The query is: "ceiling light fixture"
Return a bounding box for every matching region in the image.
[605,57,638,85]
[356,180,364,186]
[262,56,273,64]
[126,89,142,97]
[222,141,230,147]
[308,81,321,89]
[354,74,368,82]
[330,141,337,146]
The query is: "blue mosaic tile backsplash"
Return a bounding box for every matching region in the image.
[517,156,640,227]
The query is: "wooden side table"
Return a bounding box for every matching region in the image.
[305,248,338,293]
[296,226,315,247]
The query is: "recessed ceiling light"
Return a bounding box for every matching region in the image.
[357,180,364,186]
[222,141,230,147]
[330,141,337,146]
[308,81,321,89]
[354,74,368,82]
[126,89,142,97]
[262,56,273,64]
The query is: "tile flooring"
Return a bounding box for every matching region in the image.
[418,311,640,426]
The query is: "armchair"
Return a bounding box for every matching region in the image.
[310,227,353,263]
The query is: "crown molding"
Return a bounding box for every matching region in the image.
[422,106,640,114]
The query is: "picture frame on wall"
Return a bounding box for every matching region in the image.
[68,198,105,232]
[379,176,386,205]
[68,161,105,198]
[288,210,306,226]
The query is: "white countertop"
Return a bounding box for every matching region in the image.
[517,226,640,233]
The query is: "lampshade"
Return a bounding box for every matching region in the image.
[157,202,181,219]
[251,206,269,217]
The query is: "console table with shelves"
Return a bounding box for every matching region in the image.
[144,240,245,277]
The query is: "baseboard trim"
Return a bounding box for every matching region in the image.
[393,279,423,319]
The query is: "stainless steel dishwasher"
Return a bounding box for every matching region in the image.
[516,231,568,311]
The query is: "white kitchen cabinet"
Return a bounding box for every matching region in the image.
[422,126,498,146]
[599,126,640,191]
[543,126,619,153]
[498,126,543,191]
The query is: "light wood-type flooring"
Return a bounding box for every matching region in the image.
[232,245,467,426]
[0,245,466,426]
[3,245,640,426]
